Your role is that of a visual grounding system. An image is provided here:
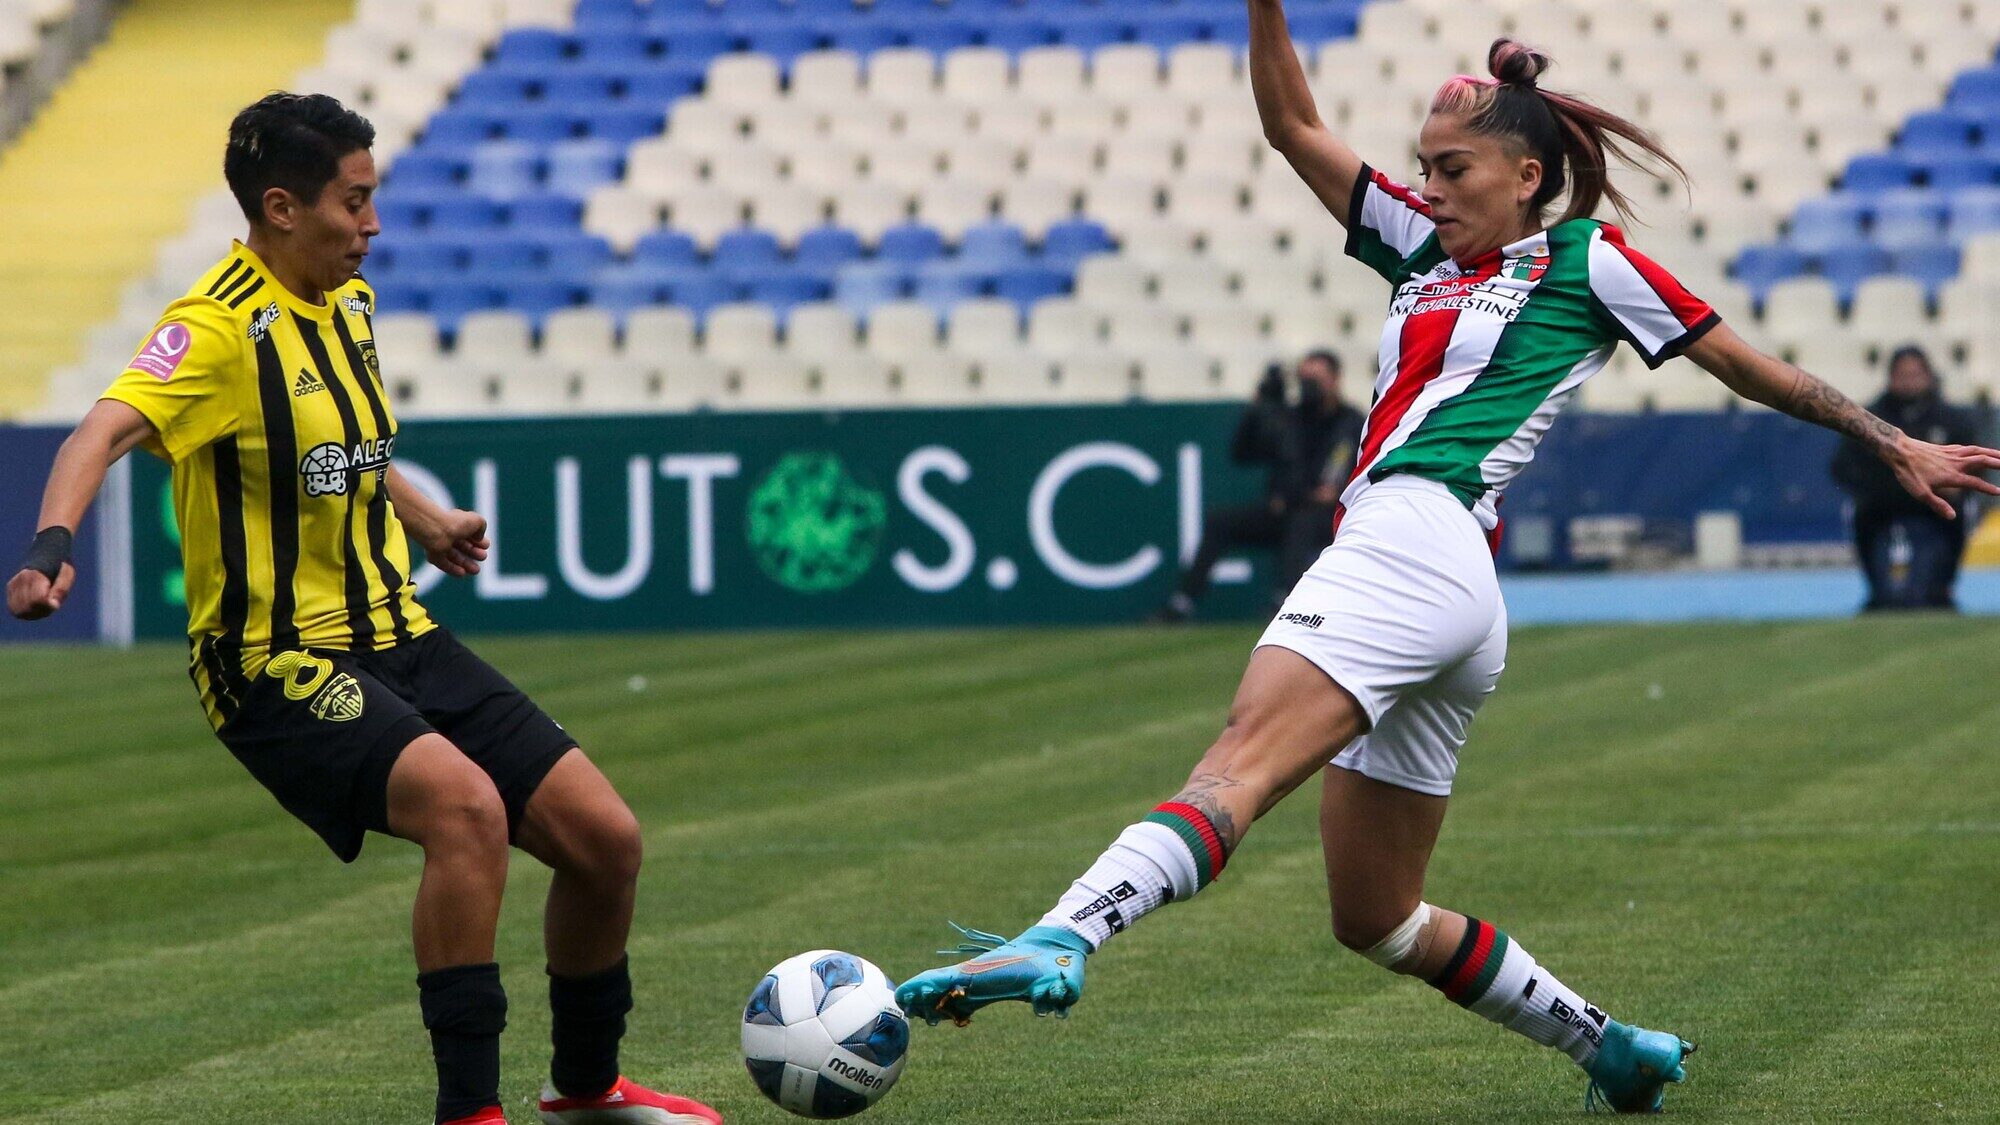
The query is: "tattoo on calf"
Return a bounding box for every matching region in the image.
[1172,772,1245,853]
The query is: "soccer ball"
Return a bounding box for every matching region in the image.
[741,950,910,1119]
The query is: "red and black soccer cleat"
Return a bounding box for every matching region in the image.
[537,1075,722,1124]
[439,1107,507,1125]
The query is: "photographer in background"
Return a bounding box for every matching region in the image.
[1153,350,1364,622]
[1831,344,1983,611]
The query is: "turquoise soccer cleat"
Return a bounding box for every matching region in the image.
[1585,1020,1696,1113]
[895,923,1091,1026]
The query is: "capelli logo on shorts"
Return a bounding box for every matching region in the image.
[1277,612,1325,629]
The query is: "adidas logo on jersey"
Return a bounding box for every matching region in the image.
[292,367,325,397]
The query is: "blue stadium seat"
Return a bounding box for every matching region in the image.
[1841,153,1916,194]
[494,28,572,66]
[1134,12,1208,51]
[982,14,1056,53]
[994,264,1071,310]
[376,197,430,233]
[588,270,669,317]
[715,227,786,270]
[635,229,704,269]
[825,21,904,55]
[544,72,622,104]
[1731,243,1809,299]
[503,278,583,323]
[387,150,465,193]
[794,225,867,273]
[539,233,617,272]
[1948,66,2000,116]
[459,71,539,105]
[467,239,543,274]
[1205,10,1252,48]
[654,20,738,62]
[736,18,826,66]
[958,219,1031,266]
[429,196,507,231]
[380,239,465,275]
[429,284,504,334]
[1039,218,1116,268]
[1285,6,1360,44]
[501,108,581,144]
[912,261,989,316]
[877,222,947,264]
[508,193,586,232]
[1890,242,1961,296]
[575,0,645,27]
[545,139,625,199]
[1898,109,1979,152]
[833,262,909,317]
[907,16,981,55]
[1785,196,1868,254]
[1921,154,1998,193]
[624,65,707,105]
[582,104,666,144]
[424,109,502,147]
[1050,11,1134,51]
[372,279,427,315]
[1816,242,1890,302]
[743,272,834,318]
[1868,190,1946,251]
[467,141,543,201]
[1945,187,2000,239]
[578,29,661,65]
[664,273,738,321]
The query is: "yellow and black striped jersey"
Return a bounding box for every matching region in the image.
[101,241,434,729]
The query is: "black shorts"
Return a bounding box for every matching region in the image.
[213,626,577,862]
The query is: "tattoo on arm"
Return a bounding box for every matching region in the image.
[1781,366,1899,454]
[1171,772,1246,854]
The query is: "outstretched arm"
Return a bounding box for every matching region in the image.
[384,465,488,578]
[7,400,156,620]
[1687,323,2000,518]
[1249,0,1364,224]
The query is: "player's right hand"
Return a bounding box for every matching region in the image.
[7,563,73,620]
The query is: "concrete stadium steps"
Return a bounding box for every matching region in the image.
[0,0,353,418]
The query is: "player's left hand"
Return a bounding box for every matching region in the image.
[421,509,489,577]
[1888,435,2000,519]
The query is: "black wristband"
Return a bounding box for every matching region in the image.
[21,526,72,582]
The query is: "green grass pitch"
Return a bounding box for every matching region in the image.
[4,618,1999,1122]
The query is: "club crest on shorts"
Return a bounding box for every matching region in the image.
[309,673,365,722]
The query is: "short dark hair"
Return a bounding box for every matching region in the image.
[1886,344,1934,375]
[224,92,376,223]
[1302,349,1342,374]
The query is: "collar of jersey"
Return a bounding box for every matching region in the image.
[1452,227,1552,275]
[230,240,339,323]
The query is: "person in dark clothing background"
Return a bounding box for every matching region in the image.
[1154,349,1365,622]
[1831,345,1983,611]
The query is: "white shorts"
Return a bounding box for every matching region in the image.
[1255,475,1508,797]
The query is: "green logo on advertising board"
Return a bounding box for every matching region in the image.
[745,452,887,593]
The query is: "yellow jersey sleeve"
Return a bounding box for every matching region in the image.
[100,296,242,462]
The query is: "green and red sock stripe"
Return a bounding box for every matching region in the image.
[1428,917,1512,1008]
[1144,802,1228,890]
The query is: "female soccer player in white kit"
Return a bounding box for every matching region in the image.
[897,9,2000,1113]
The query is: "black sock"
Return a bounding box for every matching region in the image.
[548,955,633,1099]
[418,962,507,1124]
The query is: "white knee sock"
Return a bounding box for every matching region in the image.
[1036,802,1227,950]
[1427,916,1609,1066]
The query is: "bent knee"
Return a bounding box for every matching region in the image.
[419,780,511,855]
[1330,910,1398,954]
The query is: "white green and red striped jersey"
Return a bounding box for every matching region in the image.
[1341,165,1719,530]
